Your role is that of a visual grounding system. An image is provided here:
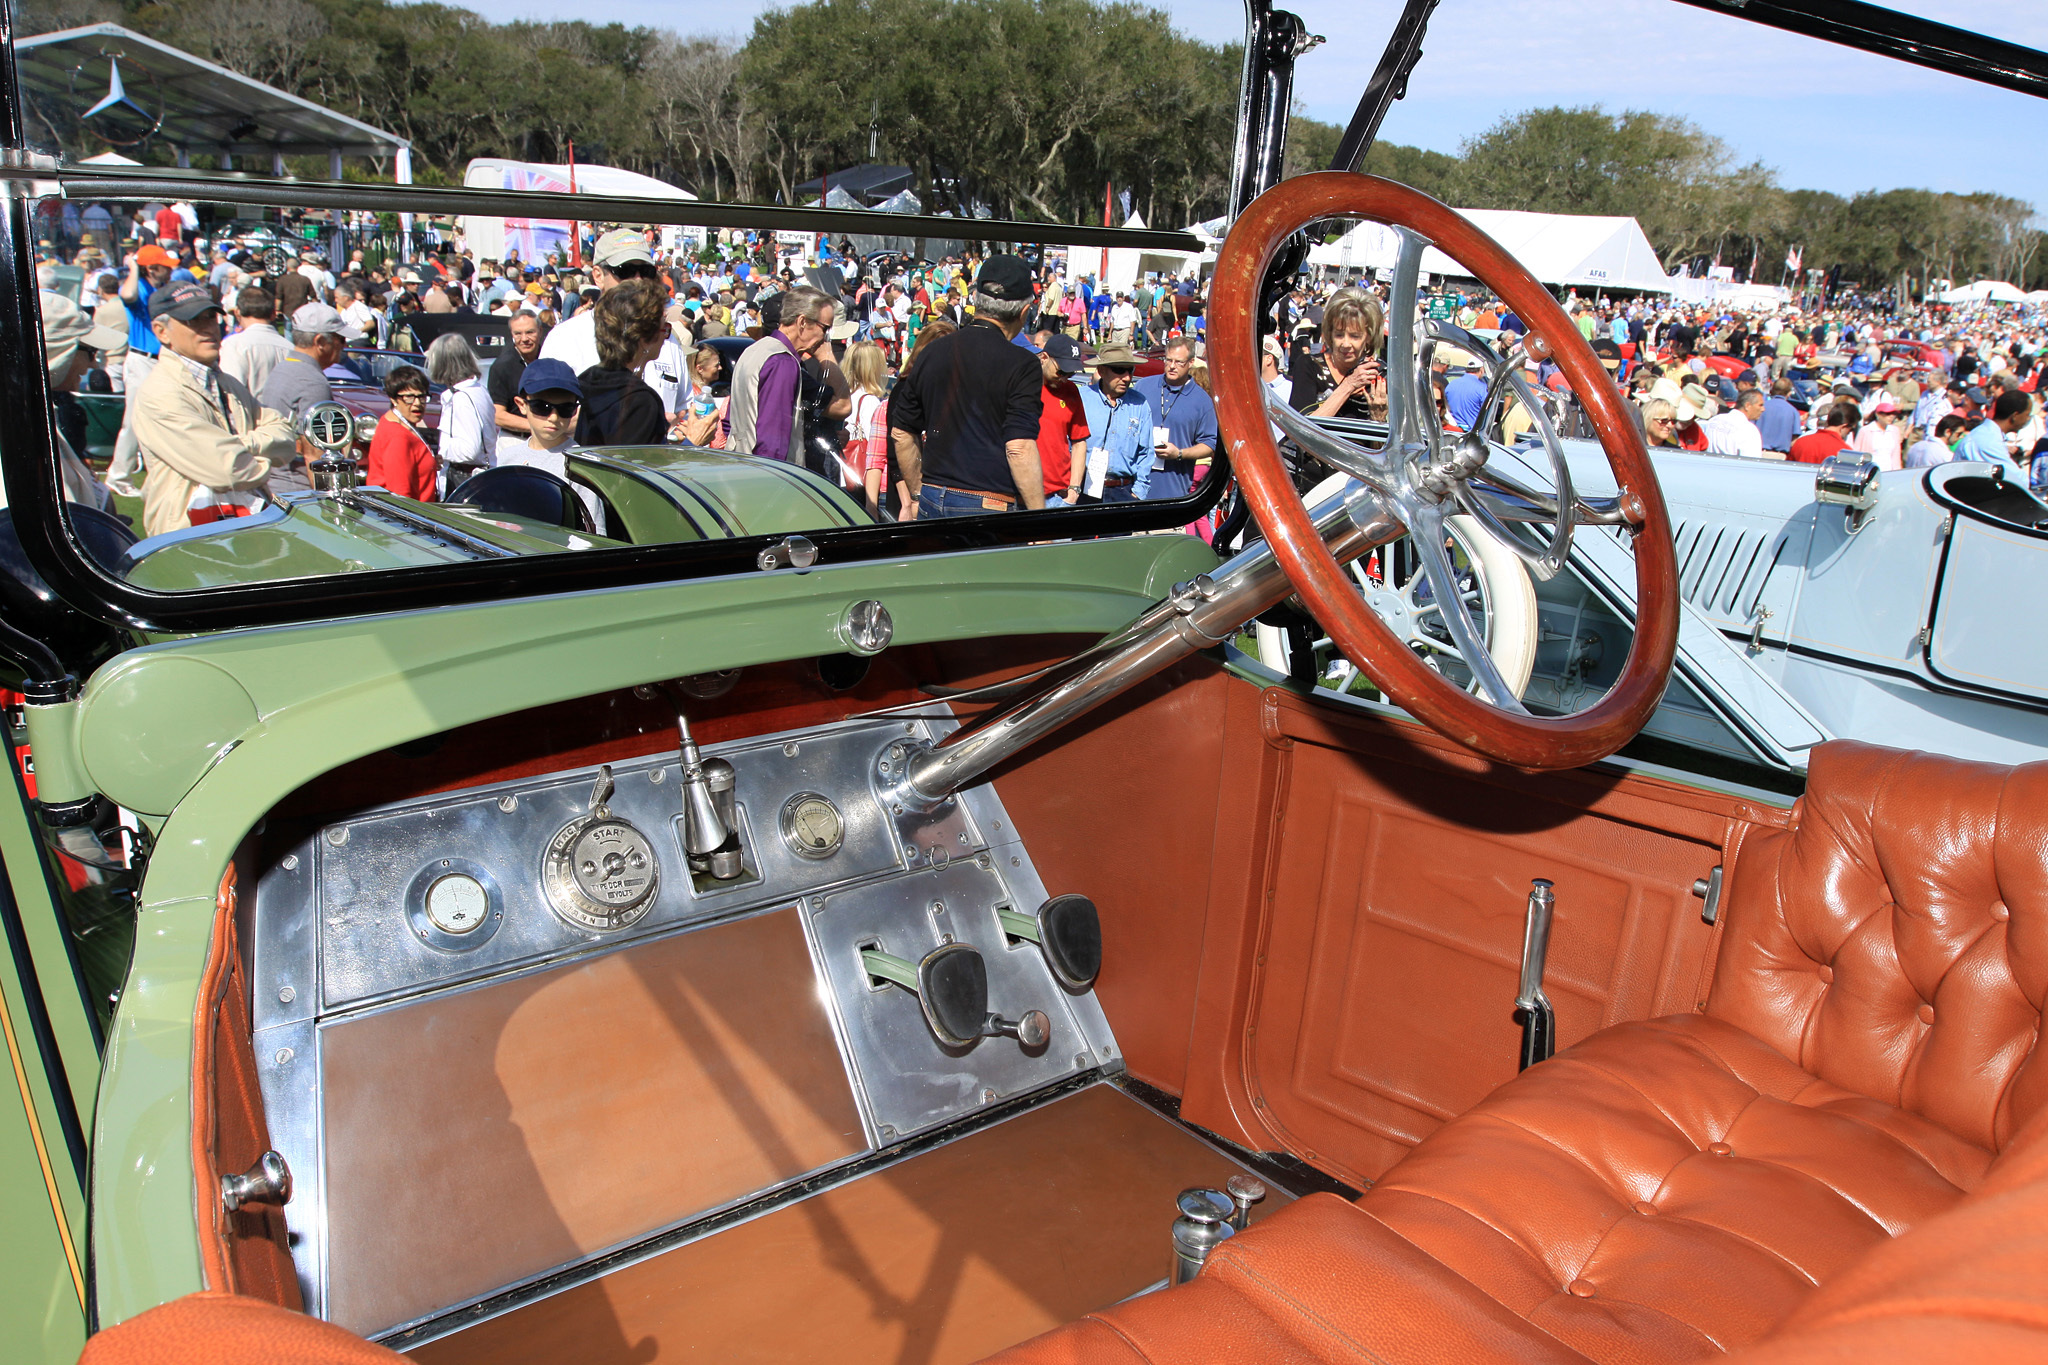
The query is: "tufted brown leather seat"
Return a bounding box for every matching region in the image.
[984,742,2048,1364]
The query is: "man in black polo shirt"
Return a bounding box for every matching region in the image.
[889,254,1044,518]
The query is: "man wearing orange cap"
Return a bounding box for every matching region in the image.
[106,242,178,495]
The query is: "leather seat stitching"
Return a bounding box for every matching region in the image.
[1219,1250,1404,1364]
[1366,1175,1776,1344]
[1778,1075,1983,1193]
[1081,1312,1161,1363]
[1365,1181,1576,1287]
[1415,1059,1908,1285]
[1564,1043,1760,1141]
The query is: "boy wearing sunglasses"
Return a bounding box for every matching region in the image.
[495,358,604,532]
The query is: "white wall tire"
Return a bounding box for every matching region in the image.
[1256,473,1538,700]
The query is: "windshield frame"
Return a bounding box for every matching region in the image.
[0,164,1224,635]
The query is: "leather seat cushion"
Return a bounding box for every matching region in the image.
[982,1192,1587,1365]
[1731,1106,2048,1364]
[1355,1012,1992,1362]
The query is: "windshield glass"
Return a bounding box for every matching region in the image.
[2,1,1247,622]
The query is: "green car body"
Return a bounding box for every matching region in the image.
[121,446,869,587]
[0,410,1221,1353]
[9,530,1219,1350]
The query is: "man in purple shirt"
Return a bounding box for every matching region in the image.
[726,285,834,461]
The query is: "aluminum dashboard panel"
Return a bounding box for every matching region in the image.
[254,715,981,1029]
[247,704,1122,1329]
[316,905,864,1337]
[809,859,1111,1141]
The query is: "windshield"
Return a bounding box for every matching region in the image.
[0,3,1249,630]
[0,0,2042,639]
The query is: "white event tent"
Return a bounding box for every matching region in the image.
[1936,280,2026,304]
[461,159,697,263]
[1307,210,1673,294]
[1084,212,1211,292]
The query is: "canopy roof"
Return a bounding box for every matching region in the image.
[793,165,918,206]
[1937,280,2026,304]
[1309,209,1674,294]
[16,24,409,161]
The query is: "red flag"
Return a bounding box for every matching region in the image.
[1100,180,1112,280]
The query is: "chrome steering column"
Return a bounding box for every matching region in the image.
[881,481,1404,813]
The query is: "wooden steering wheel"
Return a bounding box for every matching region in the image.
[1210,173,1679,770]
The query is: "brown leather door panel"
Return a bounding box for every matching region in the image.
[1184,687,1789,1191]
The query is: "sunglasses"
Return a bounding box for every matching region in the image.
[523,397,580,418]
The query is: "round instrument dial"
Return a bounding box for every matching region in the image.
[781,793,845,860]
[544,815,660,931]
[423,873,489,934]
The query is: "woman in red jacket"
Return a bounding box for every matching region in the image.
[364,364,438,500]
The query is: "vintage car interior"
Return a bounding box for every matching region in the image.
[3,4,2044,1365]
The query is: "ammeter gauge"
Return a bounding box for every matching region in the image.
[781,793,845,860]
[423,873,489,934]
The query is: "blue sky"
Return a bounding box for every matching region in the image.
[475,0,2048,207]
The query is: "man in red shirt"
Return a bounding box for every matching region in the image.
[1789,401,1859,464]
[1035,334,1090,505]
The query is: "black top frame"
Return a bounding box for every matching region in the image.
[0,0,2043,641]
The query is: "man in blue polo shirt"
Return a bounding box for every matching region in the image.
[1078,344,1152,502]
[1131,337,1218,501]
[107,243,177,495]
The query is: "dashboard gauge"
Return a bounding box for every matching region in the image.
[404,858,505,951]
[544,814,661,931]
[423,873,489,934]
[781,793,845,860]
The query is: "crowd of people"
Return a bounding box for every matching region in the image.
[29,200,2048,547]
[30,211,1237,537]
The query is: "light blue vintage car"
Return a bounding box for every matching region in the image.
[1259,434,2048,783]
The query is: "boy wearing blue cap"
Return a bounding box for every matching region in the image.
[495,357,603,531]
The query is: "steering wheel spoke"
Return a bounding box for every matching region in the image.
[1266,393,1399,494]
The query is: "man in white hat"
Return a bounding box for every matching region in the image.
[539,228,687,417]
[25,295,125,510]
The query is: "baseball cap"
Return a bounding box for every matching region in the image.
[592,229,654,269]
[1872,394,1900,413]
[974,254,1034,302]
[1091,343,1139,370]
[1043,333,1084,375]
[147,281,221,323]
[136,244,177,268]
[517,358,582,398]
[291,301,346,336]
[1736,368,1758,385]
[1965,386,1989,405]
